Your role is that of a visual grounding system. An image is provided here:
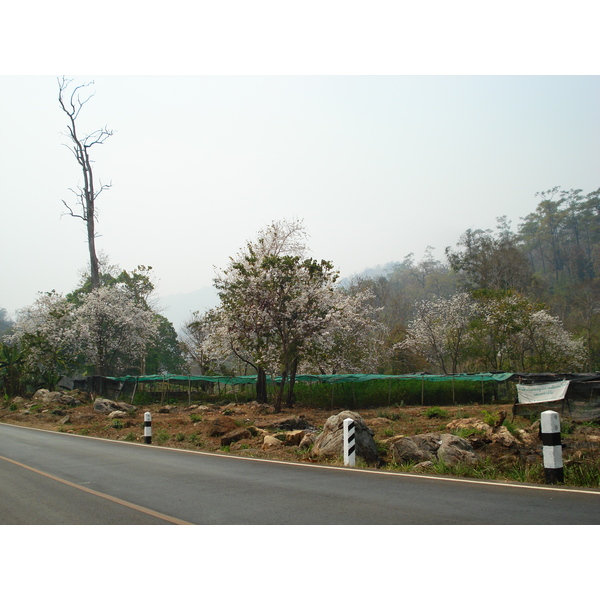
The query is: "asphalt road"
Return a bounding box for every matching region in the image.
[1,422,599,525]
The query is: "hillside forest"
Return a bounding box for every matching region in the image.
[2,186,600,400]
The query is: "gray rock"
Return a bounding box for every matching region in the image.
[311,410,379,465]
[437,434,479,466]
[221,427,252,446]
[269,416,314,431]
[389,437,436,464]
[108,410,128,419]
[93,399,134,414]
[389,433,478,467]
[300,432,317,449]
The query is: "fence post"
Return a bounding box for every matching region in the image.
[144,412,152,444]
[541,410,563,484]
[343,418,356,467]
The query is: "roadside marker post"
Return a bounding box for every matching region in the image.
[541,410,564,484]
[144,412,152,444]
[343,418,356,467]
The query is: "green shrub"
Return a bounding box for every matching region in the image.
[111,419,124,429]
[424,406,449,419]
[190,413,202,423]
[175,432,186,442]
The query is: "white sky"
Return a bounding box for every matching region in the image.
[2,3,599,328]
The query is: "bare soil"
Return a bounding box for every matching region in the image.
[2,392,599,486]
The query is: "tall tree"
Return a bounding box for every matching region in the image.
[205,219,384,411]
[58,77,113,290]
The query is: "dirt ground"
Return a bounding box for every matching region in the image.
[2,391,599,485]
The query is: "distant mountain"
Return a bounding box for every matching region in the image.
[158,286,219,333]
[338,262,399,287]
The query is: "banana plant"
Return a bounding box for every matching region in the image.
[0,343,27,398]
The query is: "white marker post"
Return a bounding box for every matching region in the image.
[343,418,356,467]
[144,412,152,444]
[541,410,563,484]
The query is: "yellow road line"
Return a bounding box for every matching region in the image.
[0,454,192,525]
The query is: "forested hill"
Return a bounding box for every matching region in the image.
[346,186,600,371]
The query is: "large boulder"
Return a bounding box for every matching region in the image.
[205,415,238,437]
[33,389,63,404]
[389,432,478,466]
[437,434,479,466]
[93,398,135,414]
[33,389,83,406]
[311,411,379,465]
[221,427,252,446]
[389,437,436,464]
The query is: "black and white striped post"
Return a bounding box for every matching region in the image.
[144,412,152,444]
[343,418,356,467]
[541,410,564,484]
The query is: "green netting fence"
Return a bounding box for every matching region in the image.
[105,372,515,408]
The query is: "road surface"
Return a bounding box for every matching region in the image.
[1,423,599,524]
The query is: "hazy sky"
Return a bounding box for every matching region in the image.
[2,4,599,330]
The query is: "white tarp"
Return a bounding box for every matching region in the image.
[516,381,570,404]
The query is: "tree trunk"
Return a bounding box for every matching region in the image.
[256,366,268,402]
[286,355,298,408]
[274,370,287,413]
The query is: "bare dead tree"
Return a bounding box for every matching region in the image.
[58,76,113,290]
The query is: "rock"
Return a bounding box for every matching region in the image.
[108,410,128,419]
[205,415,238,437]
[300,432,317,449]
[269,416,314,431]
[62,389,91,404]
[412,433,445,455]
[32,389,84,406]
[60,415,71,425]
[437,434,479,466]
[489,426,519,447]
[412,461,435,471]
[93,399,135,414]
[221,427,252,446]
[389,437,436,465]
[311,410,379,465]
[446,417,493,435]
[33,389,64,404]
[285,430,306,446]
[389,433,478,466]
[247,425,268,438]
[262,435,284,450]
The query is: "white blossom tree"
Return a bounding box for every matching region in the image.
[72,286,159,376]
[10,291,79,387]
[397,293,477,373]
[205,219,386,410]
[517,309,586,372]
[399,290,587,373]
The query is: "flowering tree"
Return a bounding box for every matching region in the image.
[398,293,476,374]
[516,309,586,372]
[205,219,386,410]
[300,289,389,374]
[10,291,80,387]
[468,291,586,372]
[72,286,158,376]
[399,290,587,373]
